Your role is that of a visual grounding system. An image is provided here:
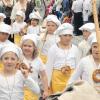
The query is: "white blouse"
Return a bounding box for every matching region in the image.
[12,21,27,34]
[68,55,100,92]
[46,44,81,86]
[0,70,40,100]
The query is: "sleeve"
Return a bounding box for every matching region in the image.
[71,1,75,11]
[68,59,84,85]
[45,46,56,86]
[24,76,40,94]
[37,57,45,71]
[10,4,17,20]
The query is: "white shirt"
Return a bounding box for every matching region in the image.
[12,21,27,34]
[23,57,45,83]
[46,44,81,86]
[68,55,100,93]
[27,25,41,35]
[78,40,90,58]
[72,0,83,13]
[0,70,40,100]
[39,34,59,56]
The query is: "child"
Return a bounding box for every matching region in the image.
[39,14,61,64]
[12,10,27,46]
[27,11,42,35]
[20,34,48,100]
[0,44,40,100]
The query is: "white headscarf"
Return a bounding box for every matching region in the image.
[46,14,61,26]
[54,23,74,36]
[0,44,22,59]
[0,13,6,18]
[20,34,39,47]
[29,11,42,20]
[79,23,95,33]
[0,23,12,34]
[16,10,25,20]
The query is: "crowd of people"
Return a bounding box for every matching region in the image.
[0,0,100,100]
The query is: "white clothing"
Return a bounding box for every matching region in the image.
[78,40,90,58]
[12,21,26,34]
[0,70,40,100]
[23,57,45,83]
[46,44,81,86]
[68,55,100,93]
[39,34,59,56]
[11,2,26,20]
[27,25,41,35]
[72,0,83,13]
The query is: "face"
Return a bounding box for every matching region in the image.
[60,34,72,46]
[1,52,18,72]
[0,32,9,42]
[82,30,91,40]
[91,43,100,59]
[22,40,35,58]
[47,21,58,34]
[16,15,23,22]
[31,19,39,26]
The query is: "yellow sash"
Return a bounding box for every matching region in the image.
[14,34,22,46]
[51,69,74,94]
[24,87,39,100]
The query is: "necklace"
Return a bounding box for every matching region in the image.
[5,74,16,100]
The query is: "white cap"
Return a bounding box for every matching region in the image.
[20,34,39,46]
[0,23,12,34]
[16,10,25,19]
[29,11,42,20]
[79,23,95,33]
[0,44,22,59]
[54,23,74,36]
[46,14,61,26]
[0,13,6,18]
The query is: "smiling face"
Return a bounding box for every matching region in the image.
[31,19,39,26]
[21,40,35,58]
[91,43,100,60]
[59,34,73,46]
[47,21,58,34]
[1,52,18,72]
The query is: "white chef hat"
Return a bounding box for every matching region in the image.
[0,13,6,18]
[29,11,42,20]
[0,23,12,34]
[46,14,61,26]
[91,36,97,45]
[20,34,39,46]
[0,44,22,59]
[54,23,74,36]
[79,23,95,33]
[16,10,25,19]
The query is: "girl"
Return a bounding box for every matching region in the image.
[39,14,61,64]
[0,44,40,100]
[20,34,48,100]
[68,37,100,93]
[27,11,42,35]
[78,23,96,58]
[46,23,81,93]
[12,10,27,46]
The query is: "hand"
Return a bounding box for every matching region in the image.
[42,90,49,99]
[19,63,32,78]
[61,65,71,75]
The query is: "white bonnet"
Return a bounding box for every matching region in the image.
[54,23,74,36]
[46,14,61,26]
[79,23,95,33]
[0,23,12,34]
